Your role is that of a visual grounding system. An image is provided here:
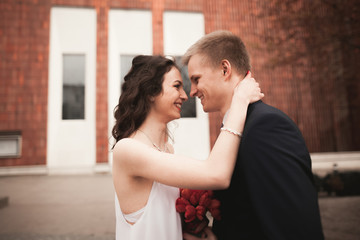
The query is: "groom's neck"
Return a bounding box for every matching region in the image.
[219,81,237,117]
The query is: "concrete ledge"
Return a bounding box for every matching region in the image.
[0,165,48,176]
[47,163,111,175]
[94,163,111,174]
[311,151,360,177]
[47,165,95,175]
[0,163,111,176]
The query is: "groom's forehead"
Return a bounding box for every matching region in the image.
[190,53,208,64]
[188,55,212,73]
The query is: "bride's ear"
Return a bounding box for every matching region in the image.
[149,96,155,103]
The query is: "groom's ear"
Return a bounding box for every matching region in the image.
[221,59,232,80]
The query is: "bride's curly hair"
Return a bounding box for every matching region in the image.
[112,55,177,147]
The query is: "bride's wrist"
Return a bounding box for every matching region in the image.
[220,126,242,138]
[230,94,250,109]
[223,110,246,133]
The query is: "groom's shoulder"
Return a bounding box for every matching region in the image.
[246,101,294,128]
[248,100,284,117]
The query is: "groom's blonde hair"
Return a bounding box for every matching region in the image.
[182,30,251,75]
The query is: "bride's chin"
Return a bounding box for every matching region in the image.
[168,115,180,122]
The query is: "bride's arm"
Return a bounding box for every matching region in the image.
[113,73,263,190]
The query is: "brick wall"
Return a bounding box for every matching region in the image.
[0,0,358,167]
[0,0,50,166]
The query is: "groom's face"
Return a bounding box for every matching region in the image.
[187,54,224,113]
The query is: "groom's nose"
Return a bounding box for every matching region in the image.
[190,85,197,97]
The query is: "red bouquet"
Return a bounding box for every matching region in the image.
[176,189,221,235]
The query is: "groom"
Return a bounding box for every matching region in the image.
[182,30,324,239]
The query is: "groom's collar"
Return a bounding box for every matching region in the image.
[222,110,229,127]
[222,100,263,126]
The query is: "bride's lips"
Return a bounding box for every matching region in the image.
[175,102,182,111]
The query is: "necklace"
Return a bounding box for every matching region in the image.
[137,129,167,152]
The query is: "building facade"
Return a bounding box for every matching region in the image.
[1,0,359,174]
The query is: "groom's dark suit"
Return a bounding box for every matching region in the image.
[213,101,324,239]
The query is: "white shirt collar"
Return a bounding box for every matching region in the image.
[222,110,229,126]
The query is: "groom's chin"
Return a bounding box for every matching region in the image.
[202,106,215,113]
[202,105,210,113]
[201,101,218,113]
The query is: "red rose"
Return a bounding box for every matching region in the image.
[195,205,206,220]
[181,188,192,199]
[175,188,221,235]
[199,191,211,208]
[209,198,220,209]
[189,190,202,205]
[209,199,221,220]
[176,197,190,213]
[210,208,221,220]
[184,205,196,222]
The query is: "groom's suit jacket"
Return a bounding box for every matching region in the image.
[213,101,324,240]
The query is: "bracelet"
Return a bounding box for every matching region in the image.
[220,127,242,137]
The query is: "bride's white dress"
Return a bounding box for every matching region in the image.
[115,181,182,240]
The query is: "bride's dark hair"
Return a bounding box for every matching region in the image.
[112,55,177,147]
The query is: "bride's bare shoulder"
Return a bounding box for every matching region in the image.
[113,138,139,152]
[113,138,152,157]
[112,138,155,167]
[112,139,138,165]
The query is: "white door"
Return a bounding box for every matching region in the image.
[108,9,153,165]
[47,7,96,173]
[163,12,210,159]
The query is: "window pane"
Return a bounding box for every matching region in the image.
[175,56,196,118]
[120,55,136,85]
[62,54,85,119]
[0,132,22,158]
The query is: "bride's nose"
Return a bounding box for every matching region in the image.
[180,89,188,102]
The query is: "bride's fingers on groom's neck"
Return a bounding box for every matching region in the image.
[247,70,251,78]
[243,70,251,80]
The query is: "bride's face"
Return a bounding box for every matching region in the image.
[152,67,188,122]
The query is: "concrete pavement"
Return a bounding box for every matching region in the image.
[0,174,115,240]
[1,174,360,240]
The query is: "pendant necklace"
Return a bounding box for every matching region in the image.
[137,129,167,152]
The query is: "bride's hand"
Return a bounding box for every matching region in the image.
[232,71,264,105]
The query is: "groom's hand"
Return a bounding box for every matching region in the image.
[183,227,217,240]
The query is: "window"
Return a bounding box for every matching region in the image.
[175,56,196,118]
[120,55,136,85]
[62,54,85,120]
[0,131,22,158]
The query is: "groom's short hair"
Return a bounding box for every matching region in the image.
[182,30,251,76]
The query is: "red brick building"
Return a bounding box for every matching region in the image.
[0,0,359,173]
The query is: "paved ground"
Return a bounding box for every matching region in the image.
[0,174,359,240]
[318,193,360,240]
[0,174,115,240]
